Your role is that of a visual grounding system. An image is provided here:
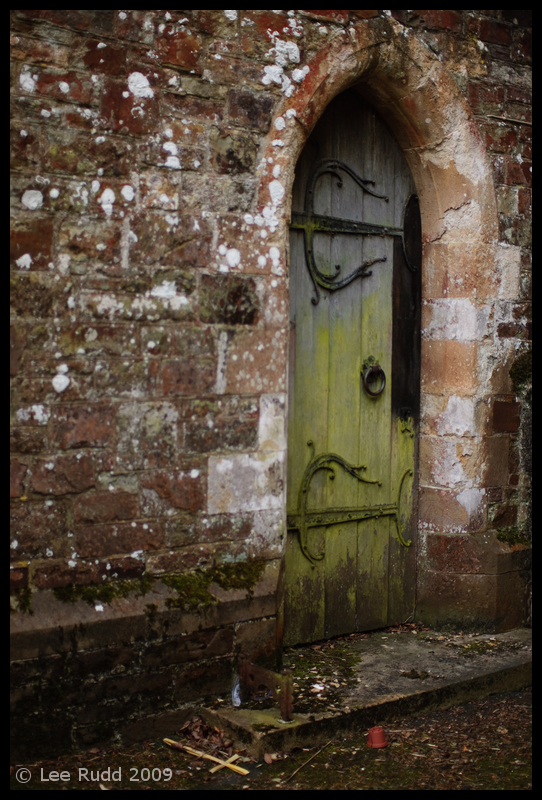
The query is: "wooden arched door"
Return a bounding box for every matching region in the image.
[285,89,421,646]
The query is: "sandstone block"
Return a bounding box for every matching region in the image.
[183,396,259,454]
[10,458,28,498]
[492,399,521,432]
[10,563,29,590]
[484,435,510,487]
[224,328,288,394]
[227,88,275,132]
[32,554,145,589]
[74,520,164,558]
[208,451,285,514]
[11,500,68,558]
[199,274,260,326]
[10,272,56,318]
[419,486,486,533]
[74,492,139,524]
[100,76,158,135]
[116,402,178,471]
[53,405,114,450]
[10,217,54,272]
[421,340,477,396]
[30,453,96,495]
[141,468,205,514]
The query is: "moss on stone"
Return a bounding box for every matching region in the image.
[49,562,267,612]
[10,587,33,614]
[496,527,531,547]
[163,560,266,610]
[52,574,154,607]
[510,348,532,393]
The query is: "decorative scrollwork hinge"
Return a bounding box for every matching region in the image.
[287,441,412,566]
[290,158,409,305]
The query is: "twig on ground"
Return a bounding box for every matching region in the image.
[284,741,332,784]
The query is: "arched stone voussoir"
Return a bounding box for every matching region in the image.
[256,15,498,247]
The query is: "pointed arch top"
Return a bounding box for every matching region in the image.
[256,16,498,247]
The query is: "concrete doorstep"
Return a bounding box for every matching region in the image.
[198,628,532,758]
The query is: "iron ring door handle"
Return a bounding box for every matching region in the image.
[362,365,386,397]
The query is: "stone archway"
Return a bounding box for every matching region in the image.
[253,16,521,632]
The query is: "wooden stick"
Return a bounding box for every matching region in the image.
[486,114,532,127]
[209,753,241,773]
[163,740,250,775]
[284,740,332,784]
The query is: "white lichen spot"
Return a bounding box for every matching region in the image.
[224,10,237,20]
[121,184,135,201]
[272,164,281,178]
[169,295,189,310]
[285,108,297,119]
[21,190,43,210]
[59,81,70,94]
[16,404,49,425]
[150,280,177,299]
[226,248,241,268]
[273,38,300,66]
[20,129,28,137]
[49,187,59,199]
[164,156,181,168]
[97,42,107,49]
[20,67,38,93]
[94,604,104,612]
[15,253,32,270]
[262,64,284,86]
[99,187,115,216]
[269,179,284,205]
[127,72,154,98]
[58,253,70,274]
[190,469,200,479]
[271,139,284,147]
[292,65,309,83]
[52,373,70,393]
[258,255,267,268]
[275,116,286,131]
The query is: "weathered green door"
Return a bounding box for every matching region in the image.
[284,89,421,646]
